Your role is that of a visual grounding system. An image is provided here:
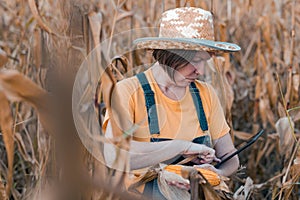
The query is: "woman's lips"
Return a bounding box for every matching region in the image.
[186,77,198,81]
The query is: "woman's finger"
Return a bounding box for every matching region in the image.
[213,156,221,162]
[183,152,200,156]
[194,163,219,174]
[199,158,213,164]
[166,180,190,190]
[200,155,213,159]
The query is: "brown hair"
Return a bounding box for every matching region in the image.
[152,49,197,81]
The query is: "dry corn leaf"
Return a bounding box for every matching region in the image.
[28,0,56,35]
[293,147,300,165]
[196,177,222,199]
[149,0,159,23]
[255,76,262,100]
[33,29,42,69]
[14,132,34,163]
[88,11,102,47]
[255,137,269,165]
[36,122,50,175]
[212,56,226,114]
[176,0,181,8]
[259,94,276,128]
[0,70,47,105]
[234,130,254,141]
[0,70,52,134]
[110,55,129,80]
[87,10,103,107]
[163,165,225,199]
[116,10,134,22]
[22,123,38,163]
[275,117,295,157]
[0,176,6,200]
[241,31,257,67]
[0,92,14,197]
[186,0,196,7]
[100,67,116,115]
[283,163,300,199]
[258,96,268,128]
[292,73,299,94]
[262,16,272,51]
[288,0,296,66]
[277,101,287,119]
[285,68,293,104]
[233,177,253,200]
[264,70,277,107]
[283,31,291,66]
[265,138,277,157]
[268,81,278,107]
[0,48,8,67]
[293,109,300,122]
[158,169,190,200]
[223,70,235,120]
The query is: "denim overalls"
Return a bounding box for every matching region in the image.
[136,72,211,199]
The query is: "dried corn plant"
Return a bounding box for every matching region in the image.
[0,0,299,199]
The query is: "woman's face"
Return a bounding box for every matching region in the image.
[173,51,211,86]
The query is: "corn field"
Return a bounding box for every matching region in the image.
[0,0,299,199]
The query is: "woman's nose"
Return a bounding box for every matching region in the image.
[193,61,205,75]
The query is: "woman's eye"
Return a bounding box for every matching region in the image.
[192,59,203,63]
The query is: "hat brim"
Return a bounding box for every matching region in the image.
[133,37,241,52]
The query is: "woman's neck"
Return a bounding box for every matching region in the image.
[151,63,187,100]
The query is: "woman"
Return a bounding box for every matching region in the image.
[103,7,240,198]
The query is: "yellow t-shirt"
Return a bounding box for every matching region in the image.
[103,68,229,141]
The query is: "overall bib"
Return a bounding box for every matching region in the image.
[136,72,211,199]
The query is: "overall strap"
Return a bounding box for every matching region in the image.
[136,73,160,134]
[189,82,209,131]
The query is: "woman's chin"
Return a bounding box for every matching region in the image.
[186,78,196,84]
[177,80,192,87]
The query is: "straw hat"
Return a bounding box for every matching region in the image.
[134,7,240,52]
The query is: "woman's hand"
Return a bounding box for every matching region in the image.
[182,143,220,164]
[166,180,190,190]
[193,163,223,176]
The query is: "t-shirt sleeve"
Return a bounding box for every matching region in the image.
[205,83,230,140]
[102,78,136,137]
